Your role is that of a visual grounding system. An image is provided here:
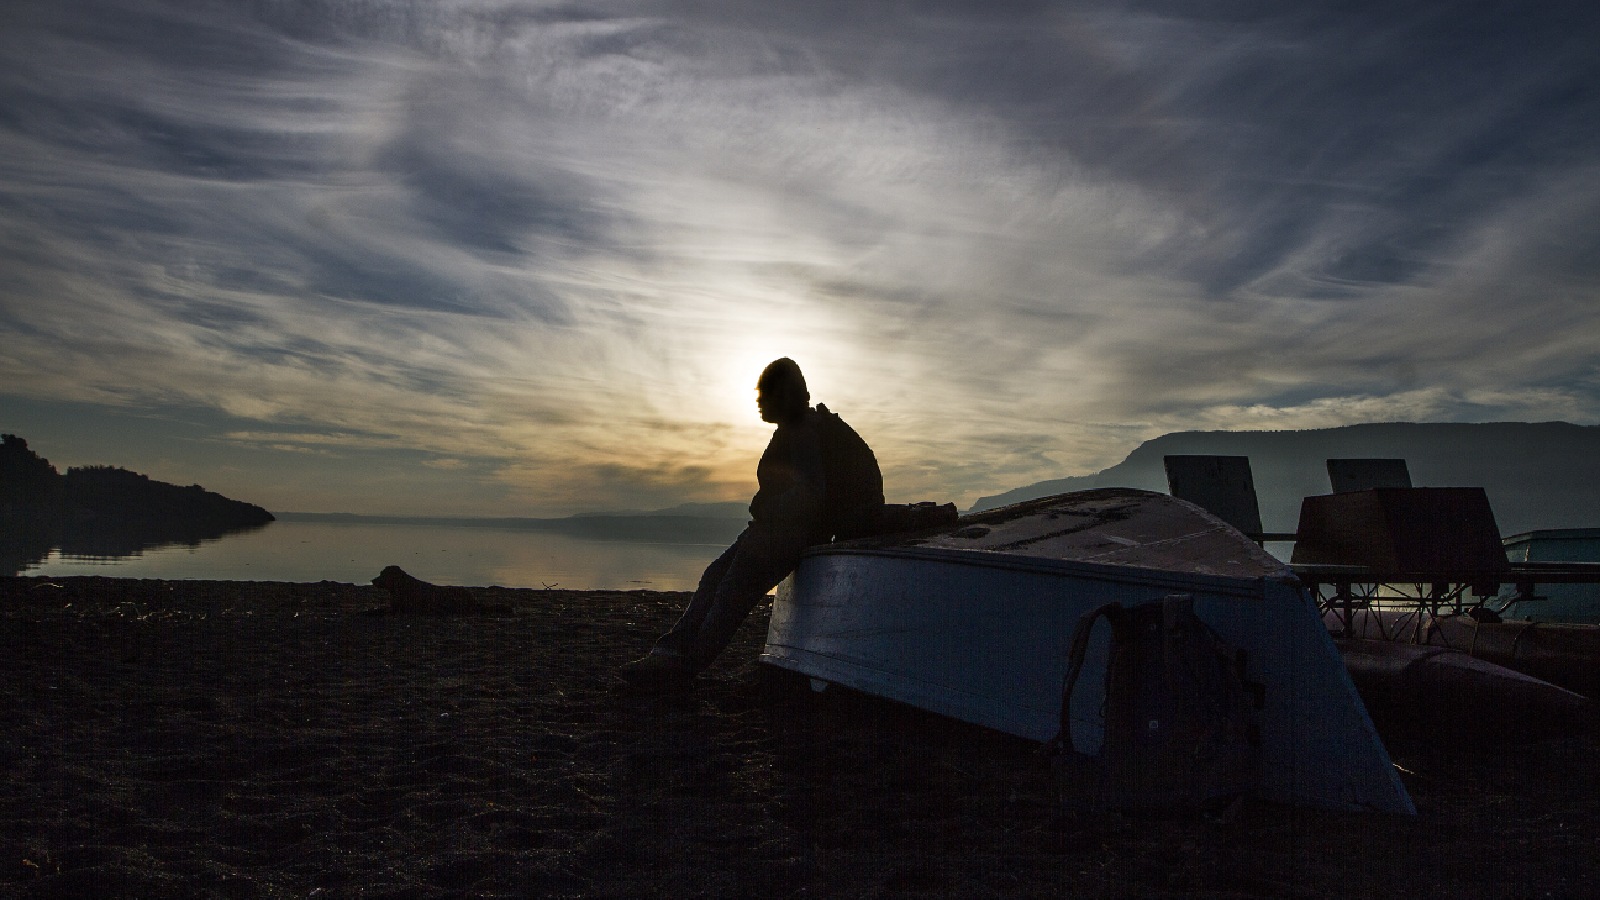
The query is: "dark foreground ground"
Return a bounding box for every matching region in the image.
[2,576,1596,898]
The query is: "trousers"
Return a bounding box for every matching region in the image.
[652,523,812,672]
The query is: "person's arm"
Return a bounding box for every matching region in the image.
[769,423,825,526]
[750,419,826,532]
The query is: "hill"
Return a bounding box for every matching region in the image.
[969,422,1600,537]
[2,434,275,572]
[2,434,273,530]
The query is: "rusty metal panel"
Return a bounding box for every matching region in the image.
[1327,458,1412,493]
[1290,487,1508,574]
[1162,455,1264,538]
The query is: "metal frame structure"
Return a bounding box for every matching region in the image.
[1297,561,1600,637]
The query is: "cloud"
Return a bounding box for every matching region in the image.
[2,0,1598,514]
[421,457,469,470]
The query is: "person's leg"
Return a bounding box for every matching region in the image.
[649,533,744,658]
[617,531,749,691]
[683,523,809,672]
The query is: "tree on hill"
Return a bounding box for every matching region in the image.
[61,465,274,529]
[1,434,62,513]
[1,436,275,572]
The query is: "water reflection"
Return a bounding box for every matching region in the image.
[0,525,56,577]
[13,519,724,591]
[3,520,271,576]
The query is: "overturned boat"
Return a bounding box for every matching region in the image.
[1324,607,1600,699]
[1335,638,1590,732]
[761,488,1415,815]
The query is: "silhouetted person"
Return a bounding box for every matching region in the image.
[618,358,882,692]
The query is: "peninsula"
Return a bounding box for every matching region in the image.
[1,434,274,572]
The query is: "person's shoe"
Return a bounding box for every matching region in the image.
[617,650,696,693]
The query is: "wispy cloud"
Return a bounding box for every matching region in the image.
[2,0,1598,514]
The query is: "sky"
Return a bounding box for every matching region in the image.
[2,0,1599,517]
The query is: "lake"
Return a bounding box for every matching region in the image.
[15,518,730,591]
[11,521,1299,590]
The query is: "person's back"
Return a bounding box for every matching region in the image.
[810,403,883,540]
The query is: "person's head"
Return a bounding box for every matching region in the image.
[756,357,809,424]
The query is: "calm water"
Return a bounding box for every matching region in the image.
[19,519,724,591]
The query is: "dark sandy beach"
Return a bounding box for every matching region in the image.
[2,575,1596,898]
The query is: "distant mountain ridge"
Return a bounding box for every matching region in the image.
[277,502,748,545]
[571,501,749,520]
[969,422,1600,537]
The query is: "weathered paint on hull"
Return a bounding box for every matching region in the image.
[764,546,1415,815]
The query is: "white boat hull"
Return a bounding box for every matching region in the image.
[762,490,1414,815]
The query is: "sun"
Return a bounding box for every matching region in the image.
[711,335,853,423]
[716,344,793,420]
[674,289,865,429]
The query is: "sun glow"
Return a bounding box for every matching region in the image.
[708,334,855,429]
[674,287,860,431]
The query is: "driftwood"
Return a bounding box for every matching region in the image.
[370,565,509,616]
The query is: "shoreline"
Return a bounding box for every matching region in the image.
[3,575,1597,897]
[6,520,724,592]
